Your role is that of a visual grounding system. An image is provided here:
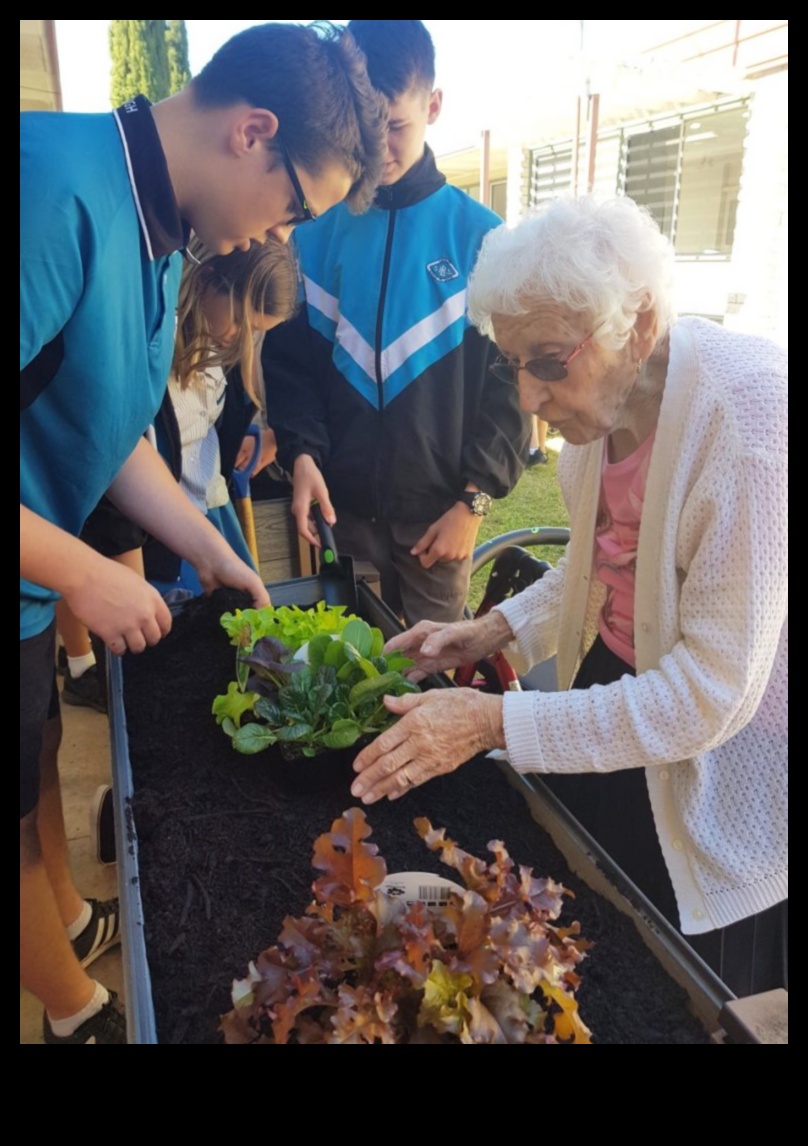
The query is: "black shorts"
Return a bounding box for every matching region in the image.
[20,621,59,818]
[81,495,148,558]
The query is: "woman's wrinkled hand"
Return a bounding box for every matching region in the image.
[350,689,505,804]
[384,611,515,682]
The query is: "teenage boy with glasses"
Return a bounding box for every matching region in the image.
[263,20,529,628]
[20,20,386,1044]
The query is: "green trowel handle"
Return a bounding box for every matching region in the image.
[311,501,339,567]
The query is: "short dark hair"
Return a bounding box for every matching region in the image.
[346,21,435,100]
[192,22,386,213]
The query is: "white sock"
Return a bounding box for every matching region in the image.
[66,899,93,941]
[47,980,110,1037]
[67,652,96,679]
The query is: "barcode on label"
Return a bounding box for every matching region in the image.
[417,884,455,906]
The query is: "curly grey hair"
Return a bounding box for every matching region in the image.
[468,195,676,349]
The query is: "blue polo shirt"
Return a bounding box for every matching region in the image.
[20,96,183,639]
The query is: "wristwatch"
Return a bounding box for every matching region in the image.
[457,490,492,517]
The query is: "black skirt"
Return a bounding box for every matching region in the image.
[543,636,787,999]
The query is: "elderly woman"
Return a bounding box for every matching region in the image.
[351,195,787,996]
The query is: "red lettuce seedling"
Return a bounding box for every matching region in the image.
[221,807,592,1044]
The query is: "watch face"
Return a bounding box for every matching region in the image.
[472,492,492,516]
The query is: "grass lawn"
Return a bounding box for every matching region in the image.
[468,439,569,612]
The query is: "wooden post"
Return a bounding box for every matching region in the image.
[585,92,599,194]
[480,128,491,208]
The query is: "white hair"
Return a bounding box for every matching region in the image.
[468,195,676,349]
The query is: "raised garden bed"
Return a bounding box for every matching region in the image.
[113,588,727,1044]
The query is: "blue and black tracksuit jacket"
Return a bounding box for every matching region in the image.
[262,147,529,524]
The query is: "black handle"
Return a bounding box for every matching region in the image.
[311,502,339,568]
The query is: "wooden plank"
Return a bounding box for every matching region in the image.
[253,497,300,583]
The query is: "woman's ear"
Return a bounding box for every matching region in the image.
[633,304,660,359]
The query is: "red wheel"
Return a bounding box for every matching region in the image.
[454,651,518,694]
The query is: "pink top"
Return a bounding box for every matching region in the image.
[594,430,656,667]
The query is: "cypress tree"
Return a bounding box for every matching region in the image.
[166,20,191,94]
[109,20,134,107]
[109,20,174,106]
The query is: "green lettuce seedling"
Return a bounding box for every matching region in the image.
[213,607,419,759]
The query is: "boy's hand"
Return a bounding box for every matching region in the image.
[64,556,173,655]
[410,503,482,569]
[291,454,335,547]
[21,504,172,656]
[102,438,269,607]
[194,549,270,608]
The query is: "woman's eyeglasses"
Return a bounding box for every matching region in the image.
[490,333,593,384]
[276,136,316,226]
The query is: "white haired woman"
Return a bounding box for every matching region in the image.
[351,195,788,997]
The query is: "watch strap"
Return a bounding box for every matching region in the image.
[457,490,491,516]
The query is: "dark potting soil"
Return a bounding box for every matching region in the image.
[123,590,710,1044]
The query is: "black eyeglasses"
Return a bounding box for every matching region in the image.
[490,333,594,385]
[276,135,316,225]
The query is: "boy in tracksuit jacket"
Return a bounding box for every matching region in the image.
[263,20,530,624]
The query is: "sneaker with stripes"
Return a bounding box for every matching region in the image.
[44,990,126,1044]
[72,898,121,967]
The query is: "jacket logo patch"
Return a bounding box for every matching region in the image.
[426,258,459,284]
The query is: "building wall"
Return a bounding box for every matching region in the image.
[443,21,787,343]
[723,70,788,343]
[522,88,787,342]
[20,20,62,111]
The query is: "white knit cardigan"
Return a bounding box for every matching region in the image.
[496,317,788,934]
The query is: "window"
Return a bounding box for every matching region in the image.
[623,103,748,257]
[529,142,574,206]
[490,180,507,219]
[528,101,749,259]
[462,180,508,219]
[624,124,679,238]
